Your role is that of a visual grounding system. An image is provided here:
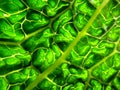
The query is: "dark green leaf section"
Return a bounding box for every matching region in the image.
[0,77,8,90]
[0,0,27,42]
[0,0,26,13]
[53,10,73,31]
[22,10,50,34]
[33,63,88,90]
[32,44,62,72]
[73,0,96,31]
[0,67,39,90]
[0,0,120,90]
[53,9,78,51]
[24,0,47,10]
[45,0,69,16]
[0,45,31,75]
[0,18,25,42]
[21,28,53,52]
[24,0,69,16]
[7,11,27,24]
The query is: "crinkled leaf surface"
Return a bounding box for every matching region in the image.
[0,0,120,90]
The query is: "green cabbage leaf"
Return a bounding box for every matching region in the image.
[0,0,120,90]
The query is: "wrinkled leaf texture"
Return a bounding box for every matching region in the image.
[0,0,120,90]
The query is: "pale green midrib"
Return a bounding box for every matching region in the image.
[25,0,109,90]
[0,41,19,45]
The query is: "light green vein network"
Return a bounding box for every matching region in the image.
[25,0,110,90]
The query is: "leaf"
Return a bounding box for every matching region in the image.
[0,0,120,90]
